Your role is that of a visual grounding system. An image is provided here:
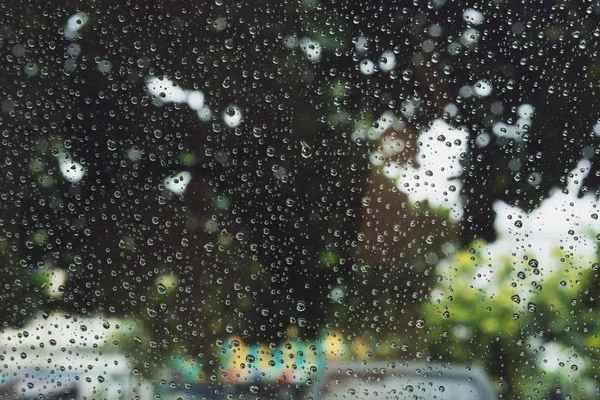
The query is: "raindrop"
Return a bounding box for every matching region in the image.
[107,139,117,151]
[300,141,312,158]
[297,301,306,312]
[156,283,167,295]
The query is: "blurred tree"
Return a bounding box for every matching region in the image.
[0,0,599,384]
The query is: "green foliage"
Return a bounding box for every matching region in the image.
[422,240,600,399]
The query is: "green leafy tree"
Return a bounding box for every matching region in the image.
[422,237,600,399]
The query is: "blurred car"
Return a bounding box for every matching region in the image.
[304,361,496,400]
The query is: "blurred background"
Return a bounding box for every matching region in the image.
[1,0,599,398]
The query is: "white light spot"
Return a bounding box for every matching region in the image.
[401,100,416,118]
[378,51,396,72]
[463,9,485,25]
[64,12,89,40]
[381,137,405,156]
[59,155,85,183]
[164,171,192,195]
[517,104,535,118]
[127,148,142,162]
[383,162,401,179]
[476,132,491,147]
[473,80,492,97]
[97,59,112,73]
[394,120,468,221]
[444,103,459,117]
[369,151,385,166]
[145,76,187,103]
[66,43,81,58]
[197,106,212,122]
[366,111,394,141]
[299,37,322,62]
[490,101,504,116]
[330,287,344,303]
[351,122,367,142]
[212,18,227,32]
[282,35,298,49]
[421,39,435,52]
[222,104,242,128]
[359,59,376,75]
[355,36,368,54]
[428,24,444,38]
[508,159,521,172]
[459,85,474,98]
[186,90,205,110]
[492,122,521,140]
[490,159,595,279]
[460,28,481,47]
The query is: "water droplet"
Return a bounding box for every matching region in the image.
[296,301,306,312]
[156,283,167,295]
[107,139,117,151]
[300,141,312,158]
[415,318,426,329]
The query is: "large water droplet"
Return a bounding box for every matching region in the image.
[300,141,312,158]
[156,283,167,295]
